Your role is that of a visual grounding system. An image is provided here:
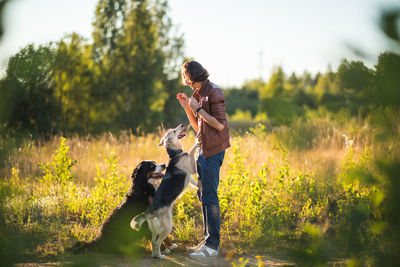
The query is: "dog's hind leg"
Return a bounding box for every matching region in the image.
[151,237,157,258]
[147,218,158,258]
[189,142,200,174]
[154,229,170,259]
[153,212,172,259]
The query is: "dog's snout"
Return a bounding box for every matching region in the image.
[155,163,166,173]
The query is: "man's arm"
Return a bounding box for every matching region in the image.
[177,93,199,132]
[196,108,224,132]
[184,105,199,132]
[189,97,224,132]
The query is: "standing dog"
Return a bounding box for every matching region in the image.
[130,124,199,259]
[70,161,165,254]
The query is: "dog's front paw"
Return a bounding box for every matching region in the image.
[153,254,166,259]
[164,243,178,254]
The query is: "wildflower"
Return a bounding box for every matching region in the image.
[343,134,354,149]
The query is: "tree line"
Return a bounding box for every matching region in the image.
[225,52,400,126]
[0,0,185,136]
[1,0,400,136]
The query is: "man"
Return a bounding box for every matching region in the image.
[176,60,230,258]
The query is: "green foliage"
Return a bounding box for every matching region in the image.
[336,59,373,97]
[173,188,201,244]
[2,22,400,135]
[0,137,132,263]
[0,0,9,40]
[0,44,59,135]
[40,137,74,185]
[0,0,184,135]
[230,109,253,121]
[259,66,285,99]
[379,8,400,44]
[231,257,250,267]
[219,139,259,248]
[92,0,127,59]
[83,151,127,226]
[52,33,94,133]
[89,0,185,132]
[372,51,400,106]
[0,118,398,265]
[223,50,399,130]
[272,116,338,151]
[225,80,261,117]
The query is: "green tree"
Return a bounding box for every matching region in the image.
[0,44,59,135]
[336,59,373,96]
[372,51,400,106]
[52,33,94,133]
[90,0,184,132]
[113,0,163,131]
[286,72,300,93]
[225,79,263,117]
[313,66,337,100]
[92,0,127,61]
[258,67,301,124]
[314,74,330,101]
[334,59,374,115]
[152,0,185,127]
[259,66,285,99]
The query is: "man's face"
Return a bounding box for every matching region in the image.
[181,70,194,89]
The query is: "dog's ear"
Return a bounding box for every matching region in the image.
[131,163,141,180]
[158,136,164,147]
[165,138,171,147]
[132,161,148,184]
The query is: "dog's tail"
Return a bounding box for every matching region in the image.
[130,212,147,231]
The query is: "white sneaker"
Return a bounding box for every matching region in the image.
[188,240,206,253]
[189,245,218,259]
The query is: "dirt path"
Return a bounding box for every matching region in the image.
[134,251,295,267]
[16,250,295,267]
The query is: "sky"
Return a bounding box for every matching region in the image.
[0,0,398,87]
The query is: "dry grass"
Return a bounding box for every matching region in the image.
[4,126,359,187]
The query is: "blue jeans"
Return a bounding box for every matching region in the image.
[197,150,225,250]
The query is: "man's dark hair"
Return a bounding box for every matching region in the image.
[181,60,209,83]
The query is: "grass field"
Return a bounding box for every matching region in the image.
[1,115,399,266]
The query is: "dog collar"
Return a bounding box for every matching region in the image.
[167,148,183,159]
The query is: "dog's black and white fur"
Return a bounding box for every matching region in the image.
[70,160,165,254]
[131,124,199,259]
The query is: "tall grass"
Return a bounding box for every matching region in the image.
[0,116,399,265]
